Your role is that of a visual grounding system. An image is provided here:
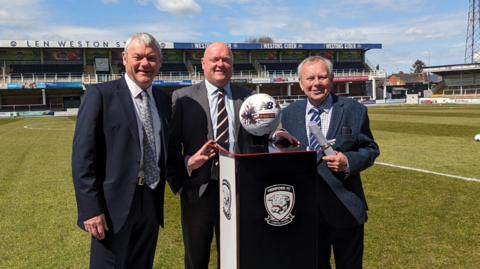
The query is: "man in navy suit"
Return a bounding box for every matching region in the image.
[279,56,379,268]
[72,32,171,268]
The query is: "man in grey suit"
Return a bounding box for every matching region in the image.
[278,56,379,269]
[167,41,254,269]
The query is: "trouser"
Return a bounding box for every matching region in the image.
[317,210,364,269]
[181,180,219,269]
[89,185,159,269]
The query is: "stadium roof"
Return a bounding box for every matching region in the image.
[0,40,382,50]
[423,63,480,75]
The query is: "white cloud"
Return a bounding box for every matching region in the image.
[0,9,30,26]
[101,0,120,3]
[318,12,328,22]
[211,31,222,36]
[226,4,292,37]
[2,22,204,42]
[142,0,202,17]
[269,20,367,43]
[339,0,428,12]
[405,27,443,39]
[1,29,29,40]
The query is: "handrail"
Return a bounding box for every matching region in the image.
[1,69,391,84]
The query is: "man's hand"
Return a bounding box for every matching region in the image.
[84,214,108,240]
[187,140,217,170]
[322,151,348,172]
[275,131,300,145]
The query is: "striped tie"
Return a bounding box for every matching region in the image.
[141,90,160,189]
[216,88,229,150]
[309,106,322,160]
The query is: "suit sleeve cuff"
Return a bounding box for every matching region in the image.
[185,155,193,177]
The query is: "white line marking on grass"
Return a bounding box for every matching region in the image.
[375,162,480,183]
[24,124,74,131]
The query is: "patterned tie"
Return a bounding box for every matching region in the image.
[216,88,229,150]
[141,90,160,189]
[309,106,322,159]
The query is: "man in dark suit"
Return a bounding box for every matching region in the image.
[167,41,254,269]
[72,32,171,268]
[278,56,379,268]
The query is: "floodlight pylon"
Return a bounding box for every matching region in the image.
[465,0,480,63]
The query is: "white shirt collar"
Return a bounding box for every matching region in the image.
[205,79,232,96]
[307,94,333,114]
[125,73,153,99]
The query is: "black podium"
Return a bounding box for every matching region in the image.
[218,143,318,268]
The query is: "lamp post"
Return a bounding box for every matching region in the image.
[428,49,431,89]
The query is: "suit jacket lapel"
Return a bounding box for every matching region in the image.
[326,93,344,140]
[195,81,213,140]
[231,83,244,139]
[152,87,168,163]
[116,77,140,150]
[296,99,309,145]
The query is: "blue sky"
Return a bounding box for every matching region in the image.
[0,0,469,74]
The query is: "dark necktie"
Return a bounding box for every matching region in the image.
[309,107,322,159]
[141,90,160,189]
[216,88,229,150]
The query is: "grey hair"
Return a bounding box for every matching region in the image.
[297,56,334,80]
[124,32,162,57]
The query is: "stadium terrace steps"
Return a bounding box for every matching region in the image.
[84,66,95,75]
[9,64,84,74]
[159,63,188,72]
[111,65,119,74]
[233,63,256,71]
[432,86,480,98]
[333,62,369,71]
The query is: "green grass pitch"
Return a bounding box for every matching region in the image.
[1,103,480,268]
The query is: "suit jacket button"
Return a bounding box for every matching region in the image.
[136,160,140,164]
[132,180,136,186]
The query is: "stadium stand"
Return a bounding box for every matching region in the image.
[117,63,125,74]
[159,63,188,72]
[432,75,479,98]
[188,63,258,73]
[233,63,257,71]
[192,63,203,73]
[259,62,298,71]
[117,63,189,74]
[9,64,84,74]
[333,62,368,71]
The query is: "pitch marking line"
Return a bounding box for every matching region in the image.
[24,124,75,131]
[376,162,480,183]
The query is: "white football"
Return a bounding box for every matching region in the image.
[239,93,282,136]
[475,134,480,142]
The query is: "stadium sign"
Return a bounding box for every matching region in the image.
[231,79,248,84]
[1,40,381,50]
[174,43,382,50]
[0,40,175,49]
[0,112,18,118]
[46,82,82,88]
[251,78,271,84]
[152,80,192,86]
[333,76,369,82]
[6,82,46,89]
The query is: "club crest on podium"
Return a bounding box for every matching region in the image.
[222,179,232,220]
[264,184,295,226]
